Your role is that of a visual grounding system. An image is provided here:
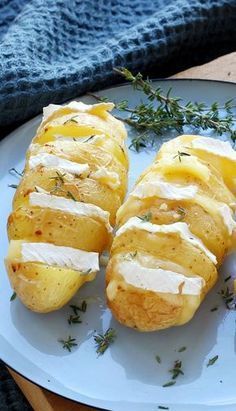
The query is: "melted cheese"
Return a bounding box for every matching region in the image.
[131,181,198,200]
[21,242,99,272]
[43,101,114,122]
[91,167,120,190]
[29,153,89,176]
[191,137,236,161]
[116,217,217,264]
[29,192,112,233]
[117,260,204,295]
[218,204,236,235]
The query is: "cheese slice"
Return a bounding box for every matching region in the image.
[117,260,204,295]
[116,217,217,264]
[191,137,236,161]
[29,153,89,176]
[21,242,99,272]
[29,192,112,233]
[218,204,236,235]
[131,181,198,200]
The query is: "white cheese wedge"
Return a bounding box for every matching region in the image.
[131,181,198,200]
[43,101,114,122]
[91,167,120,190]
[21,242,99,272]
[218,204,236,235]
[191,137,236,161]
[117,260,204,295]
[116,217,217,264]
[29,192,112,233]
[29,153,89,177]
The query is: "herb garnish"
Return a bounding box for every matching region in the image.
[173,151,191,163]
[8,168,23,177]
[207,355,219,367]
[176,207,186,219]
[137,211,152,222]
[10,292,17,301]
[63,116,78,125]
[50,171,66,194]
[224,275,231,283]
[59,336,78,352]
[94,328,116,355]
[156,355,161,364]
[8,184,18,189]
[70,300,87,314]
[218,286,234,309]
[178,346,186,353]
[67,190,77,201]
[113,68,236,151]
[83,135,95,143]
[162,380,176,388]
[210,307,218,312]
[158,407,169,410]
[68,315,82,325]
[169,360,184,379]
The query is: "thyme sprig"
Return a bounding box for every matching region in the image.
[94,328,116,356]
[50,171,77,201]
[137,211,152,222]
[59,336,78,352]
[70,300,87,314]
[169,360,184,379]
[114,68,236,151]
[68,315,82,325]
[218,286,235,309]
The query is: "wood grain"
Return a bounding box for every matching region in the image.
[8,51,236,411]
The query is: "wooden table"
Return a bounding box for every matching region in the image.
[8,51,236,411]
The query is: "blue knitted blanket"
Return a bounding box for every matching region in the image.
[0,0,236,409]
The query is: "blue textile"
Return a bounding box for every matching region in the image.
[0,0,236,409]
[0,0,236,131]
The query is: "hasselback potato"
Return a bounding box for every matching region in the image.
[6,101,128,312]
[106,135,236,331]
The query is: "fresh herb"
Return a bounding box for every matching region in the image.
[63,116,78,125]
[210,306,218,312]
[58,336,78,352]
[83,135,95,143]
[176,207,186,219]
[158,407,169,410]
[10,292,17,301]
[8,167,23,177]
[70,300,87,315]
[94,328,116,355]
[8,184,18,189]
[218,286,234,309]
[137,211,152,222]
[207,355,219,367]
[178,346,186,353]
[224,275,231,283]
[162,381,176,388]
[50,171,66,194]
[173,151,191,163]
[67,190,77,201]
[113,68,236,151]
[68,315,82,325]
[156,355,161,364]
[169,360,184,379]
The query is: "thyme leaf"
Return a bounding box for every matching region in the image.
[10,292,17,301]
[207,355,219,367]
[94,328,116,356]
[137,211,152,222]
[58,336,78,352]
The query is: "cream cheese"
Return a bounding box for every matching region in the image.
[191,137,236,161]
[21,242,99,272]
[91,167,120,190]
[131,181,198,200]
[118,260,204,295]
[116,217,217,264]
[29,153,90,177]
[218,204,236,235]
[29,192,112,233]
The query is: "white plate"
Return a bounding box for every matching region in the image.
[0,80,236,411]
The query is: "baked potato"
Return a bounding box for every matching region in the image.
[6,101,128,312]
[106,135,236,331]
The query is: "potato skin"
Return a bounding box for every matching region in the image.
[8,206,112,252]
[6,259,95,313]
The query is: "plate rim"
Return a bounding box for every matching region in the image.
[1,78,236,410]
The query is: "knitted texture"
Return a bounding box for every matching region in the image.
[0,0,236,130]
[0,0,236,408]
